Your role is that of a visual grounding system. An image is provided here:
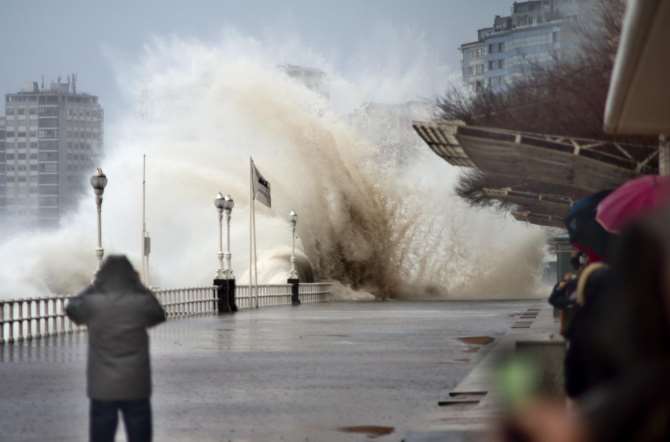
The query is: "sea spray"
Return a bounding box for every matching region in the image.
[0,32,545,299]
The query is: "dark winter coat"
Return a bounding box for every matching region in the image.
[564,263,620,399]
[548,278,577,309]
[66,256,166,400]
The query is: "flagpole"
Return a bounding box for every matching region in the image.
[141,154,147,284]
[249,158,254,307]
[251,159,259,309]
[254,174,260,307]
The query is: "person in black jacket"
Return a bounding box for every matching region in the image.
[66,255,166,442]
[580,208,670,441]
[563,263,621,400]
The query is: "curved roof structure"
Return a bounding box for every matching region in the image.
[413,121,658,228]
[512,211,565,229]
[605,0,670,135]
[481,188,571,217]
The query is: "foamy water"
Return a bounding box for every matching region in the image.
[0,32,546,299]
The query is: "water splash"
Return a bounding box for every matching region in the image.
[0,31,545,299]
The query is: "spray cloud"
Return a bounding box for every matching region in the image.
[0,30,545,299]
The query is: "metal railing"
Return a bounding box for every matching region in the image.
[0,282,332,345]
[299,282,331,304]
[234,282,331,309]
[154,286,217,319]
[0,296,82,344]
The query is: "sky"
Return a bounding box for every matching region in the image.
[1,0,509,124]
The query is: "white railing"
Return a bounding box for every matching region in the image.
[154,286,217,319]
[234,282,331,309]
[0,296,83,344]
[299,282,332,304]
[0,282,332,345]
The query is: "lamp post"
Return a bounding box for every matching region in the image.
[214,193,235,279]
[214,193,237,314]
[288,210,300,306]
[90,168,108,270]
[288,210,298,280]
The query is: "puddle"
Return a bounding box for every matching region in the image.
[337,426,395,439]
[457,336,494,346]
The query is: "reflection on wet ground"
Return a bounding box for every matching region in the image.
[0,332,86,363]
[0,301,530,441]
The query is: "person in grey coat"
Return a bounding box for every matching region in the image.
[66,255,166,442]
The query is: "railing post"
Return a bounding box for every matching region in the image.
[213,278,237,314]
[288,278,300,306]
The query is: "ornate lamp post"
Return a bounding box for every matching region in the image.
[214,193,237,314]
[288,210,298,280]
[214,193,235,279]
[90,168,108,270]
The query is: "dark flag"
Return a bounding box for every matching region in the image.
[251,159,271,208]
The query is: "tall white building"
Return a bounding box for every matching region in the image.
[0,76,104,229]
[460,0,586,92]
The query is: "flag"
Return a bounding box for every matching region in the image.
[251,159,271,208]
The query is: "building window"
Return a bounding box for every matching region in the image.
[553,31,559,43]
[38,129,59,138]
[498,42,505,52]
[498,59,504,69]
[488,43,495,53]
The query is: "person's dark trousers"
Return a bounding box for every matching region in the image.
[90,399,152,442]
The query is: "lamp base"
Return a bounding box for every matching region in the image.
[213,278,237,313]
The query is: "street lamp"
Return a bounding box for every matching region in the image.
[214,192,235,279]
[288,210,299,280]
[90,168,108,270]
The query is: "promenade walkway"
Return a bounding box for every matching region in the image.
[405,303,561,441]
[0,301,532,441]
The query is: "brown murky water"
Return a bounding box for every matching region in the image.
[337,426,395,439]
[458,336,494,346]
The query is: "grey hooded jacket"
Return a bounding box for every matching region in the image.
[66,261,166,400]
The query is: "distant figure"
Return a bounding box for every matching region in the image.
[548,251,585,335]
[66,255,166,442]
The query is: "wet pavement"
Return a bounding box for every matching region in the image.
[0,301,530,441]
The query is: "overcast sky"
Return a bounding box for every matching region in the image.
[1,0,509,123]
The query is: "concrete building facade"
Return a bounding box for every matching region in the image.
[0,77,103,229]
[460,0,585,92]
[0,115,5,220]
